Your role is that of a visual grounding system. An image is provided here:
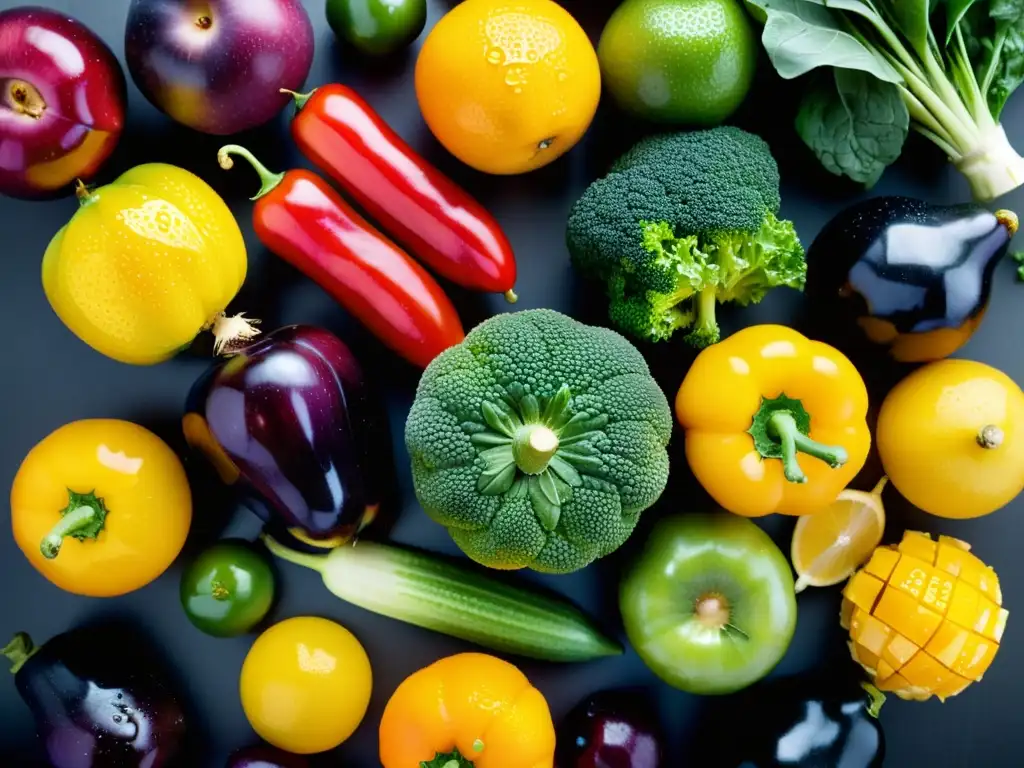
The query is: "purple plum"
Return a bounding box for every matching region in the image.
[183,325,383,547]
[557,688,664,768]
[124,0,314,135]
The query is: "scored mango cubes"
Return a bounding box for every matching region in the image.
[841,530,1008,702]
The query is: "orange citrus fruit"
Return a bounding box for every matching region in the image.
[414,0,601,175]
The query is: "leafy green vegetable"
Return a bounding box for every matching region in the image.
[749,0,1024,200]
[796,68,910,184]
[565,126,806,348]
[404,309,672,575]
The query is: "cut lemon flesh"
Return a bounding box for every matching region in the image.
[792,478,887,592]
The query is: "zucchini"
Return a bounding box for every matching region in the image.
[261,533,622,662]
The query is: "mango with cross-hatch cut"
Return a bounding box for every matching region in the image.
[841,530,1007,702]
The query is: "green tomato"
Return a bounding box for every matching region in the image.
[180,539,276,638]
[619,513,797,695]
[326,0,428,57]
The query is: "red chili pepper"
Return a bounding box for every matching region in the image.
[217,144,465,369]
[283,85,519,303]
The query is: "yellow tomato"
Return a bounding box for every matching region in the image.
[42,164,252,365]
[877,359,1024,519]
[239,616,373,754]
[414,0,601,175]
[10,419,192,597]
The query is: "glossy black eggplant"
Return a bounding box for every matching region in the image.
[3,626,186,768]
[805,196,1018,362]
[725,675,885,768]
[557,688,663,768]
[184,325,384,548]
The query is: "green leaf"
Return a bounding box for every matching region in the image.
[558,411,609,441]
[476,461,517,495]
[885,0,931,53]
[529,473,563,531]
[758,3,903,81]
[548,455,583,487]
[541,384,572,428]
[556,448,605,474]
[478,443,515,469]
[520,393,540,423]
[481,400,519,438]
[795,68,909,185]
[470,431,513,447]
[946,0,981,42]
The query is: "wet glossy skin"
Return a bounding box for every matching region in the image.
[13,626,186,768]
[179,539,275,638]
[557,689,663,768]
[806,196,1016,362]
[0,7,126,198]
[289,84,517,297]
[124,0,314,135]
[184,325,382,546]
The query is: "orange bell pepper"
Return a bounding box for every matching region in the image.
[675,325,871,517]
[378,652,555,768]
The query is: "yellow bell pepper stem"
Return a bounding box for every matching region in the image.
[767,410,849,484]
[39,489,109,560]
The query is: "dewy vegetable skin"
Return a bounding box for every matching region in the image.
[675,325,870,517]
[218,145,465,369]
[10,419,192,597]
[750,1,1024,200]
[379,652,556,768]
[42,164,255,365]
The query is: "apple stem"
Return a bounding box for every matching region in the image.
[281,88,315,112]
[217,145,285,201]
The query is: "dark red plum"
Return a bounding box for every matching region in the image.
[3,626,186,768]
[0,7,126,198]
[184,325,383,547]
[557,688,664,768]
[124,0,314,135]
[227,744,308,768]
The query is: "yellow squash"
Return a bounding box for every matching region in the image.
[42,164,254,365]
[842,530,1008,702]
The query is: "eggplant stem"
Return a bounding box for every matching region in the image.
[2,632,37,675]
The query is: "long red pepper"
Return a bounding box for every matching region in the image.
[217,144,465,370]
[284,85,519,303]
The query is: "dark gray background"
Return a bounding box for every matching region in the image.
[1,0,1022,765]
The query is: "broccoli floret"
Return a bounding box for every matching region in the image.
[566,126,806,347]
[405,309,672,575]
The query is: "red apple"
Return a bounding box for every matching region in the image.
[0,6,126,199]
[125,0,315,136]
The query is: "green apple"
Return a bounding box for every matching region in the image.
[620,513,797,695]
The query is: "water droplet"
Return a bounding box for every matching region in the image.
[557,72,568,82]
[505,68,522,86]
[527,50,539,63]
[486,48,503,65]
[513,87,522,94]
[112,715,122,723]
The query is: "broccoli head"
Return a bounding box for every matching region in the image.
[566,126,806,347]
[405,309,672,575]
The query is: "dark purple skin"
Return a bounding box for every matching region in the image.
[227,744,309,768]
[184,325,383,546]
[557,689,664,768]
[124,0,314,135]
[4,626,186,768]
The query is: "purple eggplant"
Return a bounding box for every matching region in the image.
[184,325,383,547]
[227,744,309,768]
[557,688,664,768]
[3,626,186,768]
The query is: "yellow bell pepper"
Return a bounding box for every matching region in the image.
[378,652,555,768]
[42,164,255,365]
[675,325,871,517]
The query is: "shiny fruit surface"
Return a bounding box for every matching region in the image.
[0,7,126,198]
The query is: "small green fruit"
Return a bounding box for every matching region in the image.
[619,513,797,695]
[597,0,757,125]
[326,0,428,57]
[180,539,276,638]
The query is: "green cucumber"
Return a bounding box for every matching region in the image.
[261,534,621,662]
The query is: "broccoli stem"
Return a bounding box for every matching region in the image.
[767,412,849,485]
[512,424,559,475]
[684,285,720,349]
